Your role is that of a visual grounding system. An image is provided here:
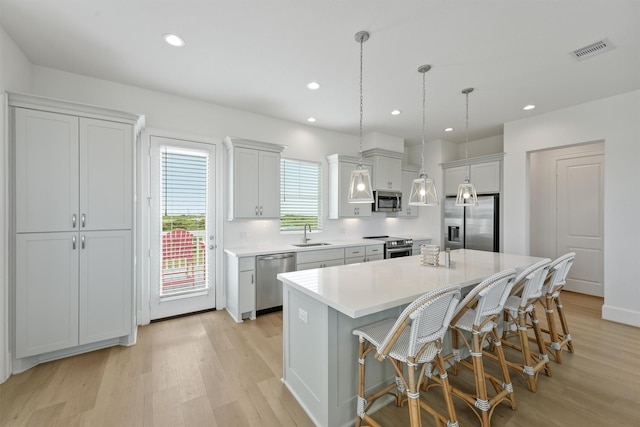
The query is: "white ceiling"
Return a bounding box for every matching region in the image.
[1,0,639,145]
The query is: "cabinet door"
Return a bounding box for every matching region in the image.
[16,232,79,358]
[15,108,79,233]
[239,269,256,314]
[257,150,281,218]
[233,147,260,218]
[80,119,133,230]
[399,169,418,217]
[387,157,402,191]
[471,161,501,194]
[338,161,372,217]
[372,156,402,191]
[443,166,469,196]
[79,230,132,345]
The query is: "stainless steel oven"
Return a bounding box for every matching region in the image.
[364,236,413,259]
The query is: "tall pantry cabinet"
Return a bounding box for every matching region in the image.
[9,93,142,362]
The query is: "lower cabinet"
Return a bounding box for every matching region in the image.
[15,230,132,358]
[412,239,433,255]
[296,248,346,270]
[226,255,256,322]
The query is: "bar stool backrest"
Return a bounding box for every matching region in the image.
[454,269,516,328]
[542,252,576,297]
[376,285,461,359]
[512,259,552,308]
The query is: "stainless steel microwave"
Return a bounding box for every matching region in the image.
[373,190,402,212]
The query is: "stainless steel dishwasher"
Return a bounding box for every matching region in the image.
[256,252,296,314]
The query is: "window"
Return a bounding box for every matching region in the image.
[280,158,322,231]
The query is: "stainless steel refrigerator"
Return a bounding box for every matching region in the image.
[444,194,499,252]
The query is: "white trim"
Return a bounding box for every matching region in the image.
[138,128,225,324]
[602,304,640,327]
[1,91,9,383]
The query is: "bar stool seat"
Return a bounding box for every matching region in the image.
[425,269,517,427]
[499,258,552,392]
[353,285,462,427]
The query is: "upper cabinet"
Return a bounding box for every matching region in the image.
[363,148,404,191]
[15,110,133,233]
[442,154,504,196]
[224,137,286,220]
[326,154,373,219]
[398,165,419,218]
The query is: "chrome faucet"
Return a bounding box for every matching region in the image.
[303,224,312,244]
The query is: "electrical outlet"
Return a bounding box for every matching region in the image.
[298,308,308,323]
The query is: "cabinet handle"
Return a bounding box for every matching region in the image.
[72,214,77,228]
[259,206,263,216]
[255,206,259,216]
[72,236,76,250]
[81,235,86,249]
[81,214,86,228]
[251,274,254,284]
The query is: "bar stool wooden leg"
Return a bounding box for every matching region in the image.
[529,308,552,378]
[555,294,574,354]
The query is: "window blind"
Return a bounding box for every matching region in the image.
[280,158,322,231]
[160,147,209,296]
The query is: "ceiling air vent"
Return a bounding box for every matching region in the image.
[572,38,615,61]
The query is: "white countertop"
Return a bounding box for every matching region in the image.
[277,249,545,318]
[223,235,432,257]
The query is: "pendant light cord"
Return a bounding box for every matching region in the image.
[421,70,426,176]
[462,87,474,181]
[358,35,364,166]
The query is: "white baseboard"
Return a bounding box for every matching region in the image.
[602,304,640,327]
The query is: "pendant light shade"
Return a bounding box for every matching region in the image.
[409,64,438,206]
[348,30,374,203]
[348,166,374,202]
[455,87,478,206]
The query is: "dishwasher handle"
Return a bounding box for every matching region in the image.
[258,253,296,261]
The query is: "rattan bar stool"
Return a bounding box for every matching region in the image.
[498,259,552,392]
[352,285,462,427]
[426,269,517,427]
[538,252,576,363]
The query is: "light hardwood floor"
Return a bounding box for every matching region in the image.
[1,292,639,426]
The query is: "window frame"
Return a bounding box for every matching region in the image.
[280,157,323,232]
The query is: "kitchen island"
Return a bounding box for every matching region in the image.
[277,249,544,427]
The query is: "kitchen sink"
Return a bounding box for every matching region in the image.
[291,242,331,247]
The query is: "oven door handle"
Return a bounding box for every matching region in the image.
[386,247,412,254]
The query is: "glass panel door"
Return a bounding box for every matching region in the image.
[150,136,216,320]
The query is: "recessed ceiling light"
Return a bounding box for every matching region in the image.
[444,127,454,132]
[163,33,185,47]
[306,82,320,90]
[307,117,317,123]
[523,104,536,110]
[391,110,401,116]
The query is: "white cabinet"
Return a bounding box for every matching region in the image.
[365,244,384,262]
[296,248,345,270]
[11,93,139,359]
[225,255,256,322]
[327,154,373,219]
[398,166,420,218]
[224,137,285,220]
[345,246,366,264]
[443,156,503,196]
[363,149,404,191]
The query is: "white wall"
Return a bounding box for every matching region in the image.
[30,66,435,246]
[503,90,640,326]
[0,24,33,383]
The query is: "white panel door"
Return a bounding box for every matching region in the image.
[79,230,132,345]
[257,150,281,218]
[80,118,133,231]
[149,136,217,320]
[233,147,260,218]
[15,232,79,357]
[556,155,604,296]
[14,108,79,233]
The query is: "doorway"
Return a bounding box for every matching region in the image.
[148,135,218,319]
[529,141,604,297]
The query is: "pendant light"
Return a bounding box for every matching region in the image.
[408,64,438,206]
[455,87,478,206]
[348,31,374,203]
